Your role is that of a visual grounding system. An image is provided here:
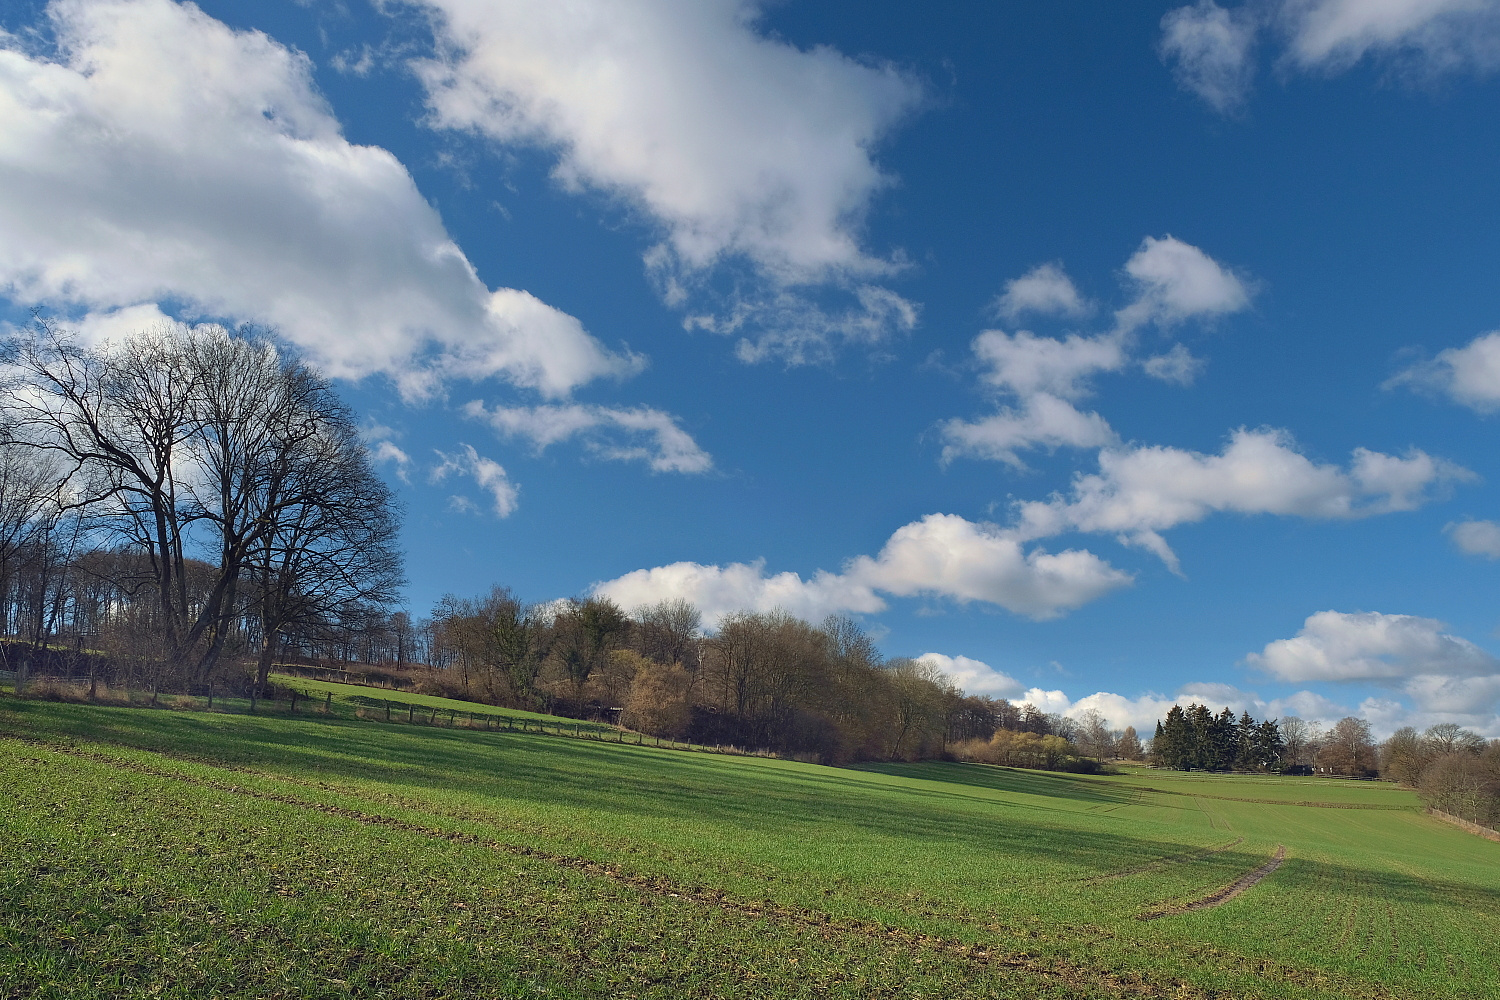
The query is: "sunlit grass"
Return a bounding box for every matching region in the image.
[2,698,1495,999]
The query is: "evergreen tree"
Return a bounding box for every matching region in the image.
[1254,718,1286,772]
[1163,705,1192,768]
[1235,711,1259,770]
[1209,707,1237,770]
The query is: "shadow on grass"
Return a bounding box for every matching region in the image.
[854,760,1138,806]
[5,697,1497,916]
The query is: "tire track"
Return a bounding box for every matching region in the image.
[1137,845,1286,920]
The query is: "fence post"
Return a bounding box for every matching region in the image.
[325,691,332,713]
[449,710,455,727]
[429,707,437,724]
[290,691,298,713]
[408,703,415,724]
[385,700,391,722]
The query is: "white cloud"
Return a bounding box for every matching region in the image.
[914,654,1025,699]
[1160,1,1258,113]
[1116,236,1252,332]
[1018,682,1355,735]
[1142,343,1207,385]
[971,329,1128,400]
[1239,610,1500,737]
[431,443,519,516]
[1247,610,1500,682]
[939,396,1116,469]
[594,512,1133,625]
[1015,428,1470,573]
[1161,1,1500,113]
[1388,329,1500,413]
[1279,0,1500,73]
[409,0,923,362]
[360,424,413,483]
[684,283,921,367]
[464,400,712,473]
[843,514,1134,619]
[0,0,637,398]
[592,558,886,627]
[370,441,413,484]
[69,303,174,345]
[938,329,1125,466]
[1447,519,1500,557]
[943,240,1248,467]
[993,263,1091,321]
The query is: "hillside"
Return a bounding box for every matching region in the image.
[2,698,1496,999]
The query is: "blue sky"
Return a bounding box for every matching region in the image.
[5,0,1500,737]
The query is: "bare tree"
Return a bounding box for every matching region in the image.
[3,320,403,688]
[1323,717,1377,776]
[1280,716,1310,769]
[248,409,403,695]
[635,598,701,671]
[1423,722,1487,756]
[1076,709,1113,762]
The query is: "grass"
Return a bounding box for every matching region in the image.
[2,697,1497,999]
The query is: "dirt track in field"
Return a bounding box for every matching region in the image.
[1137,845,1287,920]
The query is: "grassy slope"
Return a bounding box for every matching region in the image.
[266,675,620,735]
[2,699,1497,1000]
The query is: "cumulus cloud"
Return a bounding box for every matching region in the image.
[594,512,1133,625]
[845,514,1134,618]
[1159,1,1258,113]
[939,397,1116,468]
[1247,610,1499,682]
[1162,1,1500,112]
[1246,610,1500,737]
[0,0,637,398]
[1447,519,1500,557]
[408,0,923,362]
[939,328,1124,466]
[942,240,1249,467]
[430,443,519,516]
[913,654,1025,699]
[1015,428,1471,573]
[1116,236,1252,332]
[1021,682,1356,735]
[464,400,712,474]
[993,263,1091,321]
[591,558,885,626]
[1387,329,1500,413]
[971,328,1129,400]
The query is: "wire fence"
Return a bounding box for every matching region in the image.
[1427,808,1500,843]
[343,698,781,758]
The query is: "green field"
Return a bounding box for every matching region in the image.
[2,698,1496,999]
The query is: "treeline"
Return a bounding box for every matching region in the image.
[1382,724,1500,827]
[423,590,958,762]
[1151,704,1288,772]
[423,586,1152,767]
[0,320,402,698]
[951,708,1144,772]
[1150,705,1387,775]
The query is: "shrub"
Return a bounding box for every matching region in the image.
[620,663,692,738]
